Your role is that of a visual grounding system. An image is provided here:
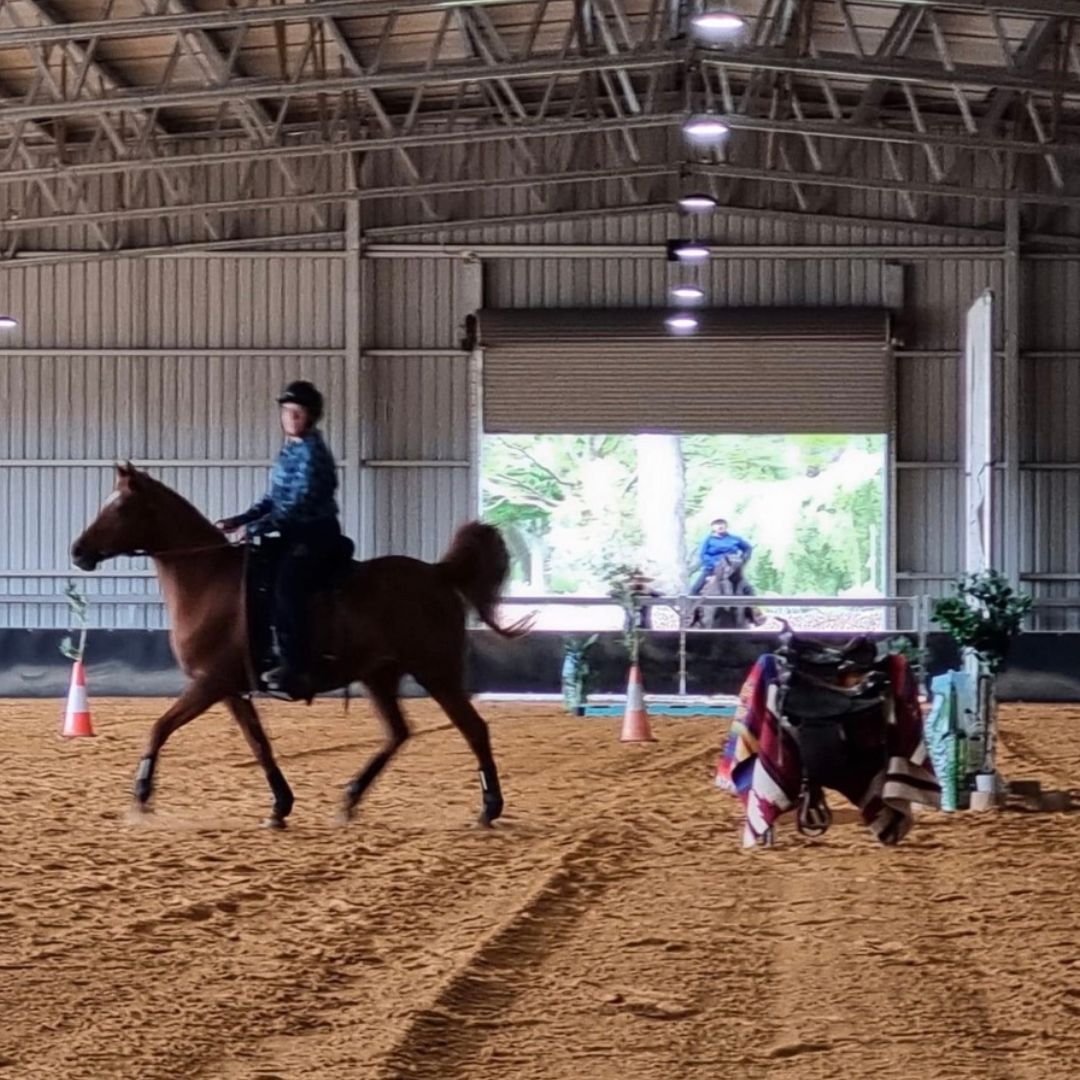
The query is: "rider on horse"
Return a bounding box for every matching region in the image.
[689,518,753,596]
[216,380,342,700]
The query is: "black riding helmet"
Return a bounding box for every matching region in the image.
[277,380,324,424]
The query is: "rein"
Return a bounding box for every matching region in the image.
[132,540,245,560]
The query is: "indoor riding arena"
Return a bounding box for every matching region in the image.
[2,2,1080,1079]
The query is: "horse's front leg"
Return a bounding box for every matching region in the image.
[224,695,294,829]
[132,678,227,813]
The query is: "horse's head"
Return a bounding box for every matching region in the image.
[71,463,208,571]
[715,552,743,580]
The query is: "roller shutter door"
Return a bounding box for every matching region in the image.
[479,307,891,434]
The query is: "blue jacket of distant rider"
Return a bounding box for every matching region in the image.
[698,533,752,572]
[235,430,339,536]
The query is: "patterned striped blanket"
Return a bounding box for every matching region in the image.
[716,652,940,847]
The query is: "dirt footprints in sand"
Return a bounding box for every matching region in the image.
[2,700,1080,1080]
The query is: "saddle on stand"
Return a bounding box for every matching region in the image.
[774,624,892,837]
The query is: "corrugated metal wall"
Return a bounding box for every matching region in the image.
[364,252,475,560]
[4,207,1076,631]
[0,255,351,628]
[1020,255,1080,626]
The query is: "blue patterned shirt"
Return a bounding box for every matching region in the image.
[240,430,339,535]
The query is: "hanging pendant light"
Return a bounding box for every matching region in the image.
[665,313,699,333]
[691,10,747,37]
[678,193,718,212]
[672,241,710,262]
[670,285,706,302]
[682,115,730,141]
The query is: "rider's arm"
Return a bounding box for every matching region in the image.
[696,535,711,568]
[220,492,272,531]
[736,535,753,560]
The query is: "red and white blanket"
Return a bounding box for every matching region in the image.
[716,653,940,847]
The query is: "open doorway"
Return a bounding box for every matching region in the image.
[481,433,887,630]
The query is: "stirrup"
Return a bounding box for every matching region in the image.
[796,784,832,837]
[263,665,313,702]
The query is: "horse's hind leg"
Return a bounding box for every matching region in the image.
[132,678,225,812]
[341,669,410,822]
[225,696,294,830]
[422,682,503,827]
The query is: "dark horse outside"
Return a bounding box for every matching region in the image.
[690,552,760,629]
[71,464,529,829]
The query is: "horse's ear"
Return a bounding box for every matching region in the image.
[116,461,133,478]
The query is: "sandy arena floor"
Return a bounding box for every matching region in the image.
[1,697,1078,1080]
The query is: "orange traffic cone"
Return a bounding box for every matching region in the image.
[60,660,95,738]
[619,663,656,743]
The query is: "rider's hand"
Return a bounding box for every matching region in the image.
[215,518,242,536]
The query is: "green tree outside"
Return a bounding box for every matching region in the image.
[482,433,885,597]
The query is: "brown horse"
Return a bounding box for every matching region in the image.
[71,464,528,829]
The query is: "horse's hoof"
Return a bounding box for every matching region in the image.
[126,802,152,825]
[336,805,356,827]
[476,812,495,829]
[262,815,287,830]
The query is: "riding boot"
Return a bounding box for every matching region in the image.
[263,618,313,701]
[263,630,313,701]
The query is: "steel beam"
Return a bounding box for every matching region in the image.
[704,48,1080,96]
[0,114,683,189]
[0,163,676,232]
[0,55,680,126]
[692,159,1080,208]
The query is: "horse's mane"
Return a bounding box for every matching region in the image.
[133,469,225,542]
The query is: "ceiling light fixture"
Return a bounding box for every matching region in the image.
[678,193,718,212]
[682,116,730,141]
[691,10,747,36]
[673,242,710,262]
[666,314,699,332]
[670,285,706,302]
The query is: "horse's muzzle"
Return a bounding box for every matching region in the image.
[71,546,100,572]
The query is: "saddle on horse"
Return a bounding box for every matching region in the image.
[774,624,892,836]
[245,532,356,699]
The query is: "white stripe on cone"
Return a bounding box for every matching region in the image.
[66,681,88,715]
[61,661,94,737]
[620,664,656,742]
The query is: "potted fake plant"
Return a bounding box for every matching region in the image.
[603,563,651,665]
[932,570,1032,785]
[60,580,89,664]
[561,634,598,715]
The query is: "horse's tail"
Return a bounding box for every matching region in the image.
[437,522,534,638]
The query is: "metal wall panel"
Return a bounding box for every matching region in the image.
[896,356,960,462]
[369,354,470,461]
[1025,260,1080,351]
[485,254,896,309]
[142,258,347,349]
[0,251,349,628]
[1022,356,1080,463]
[371,466,472,561]
[0,255,346,349]
[368,259,467,350]
[905,257,1006,351]
[897,467,963,578]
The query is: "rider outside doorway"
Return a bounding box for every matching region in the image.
[689,518,753,596]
